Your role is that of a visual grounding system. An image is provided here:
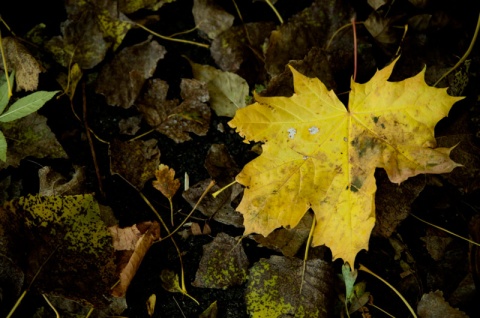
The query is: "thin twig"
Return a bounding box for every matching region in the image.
[434,12,480,87]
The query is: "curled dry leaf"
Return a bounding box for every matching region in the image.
[2,37,44,91]
[38,165,86,196]
[137,78,211,143]
[192,233,249,289]
[110,221,161,297]
[96,38,166,108]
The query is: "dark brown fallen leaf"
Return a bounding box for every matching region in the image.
[46,0,132,69]
[204,144,239,184]
[183,179,244,228]
[251,212,313,257]
[110,138,160,190]
[264,0,354,76]
[192,232,249,289]
[420,227,453,261]
[417,290,469,318]
[372,169,425,238]
[137,78,211,143]
[192,0,234,39]
[96,38,166,108]
[0,112,68,170]
[118,115,142,135]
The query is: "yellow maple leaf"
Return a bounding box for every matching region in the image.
[228,57,463,266]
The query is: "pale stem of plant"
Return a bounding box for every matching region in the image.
[84,307,94,318]
[410,213,480,247]
[434,12,480,87]
[358,263,417,318]
[42,294,60,318]
[368,296,395,318]
[300,215,315,293]
[169,197,174,226]
[159,180,216,242]
[212,180,237,198]
[6,247,58,318]
[136,189,198,304]
[351,16,358,82]
[133,22,209,49]
[0,29,12,98]
[264,0,283,24]
[395,24,408,57]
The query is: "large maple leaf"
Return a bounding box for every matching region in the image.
[228,58,463,265]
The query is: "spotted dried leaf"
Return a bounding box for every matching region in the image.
[153,164,180,200]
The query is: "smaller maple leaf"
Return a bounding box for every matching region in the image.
[153,164,181,225]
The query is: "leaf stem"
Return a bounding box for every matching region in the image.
[133,22,209,49]
[410,213,480,247]
[0,30,12,98]
[358,263,417,318]
[264,0,283,24]
[434,12,480,87]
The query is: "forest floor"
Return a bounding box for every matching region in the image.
[1,0,480,317]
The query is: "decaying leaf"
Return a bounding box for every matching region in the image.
[110,138,160,190]
[192,233,248,289]
[137,78,211,143]
[46,0,132,69]
[0,194,118,307]
[417,290,469,318]
[199,301,218,318]
[153,164,181,200]
[183,179,244,228]
[0,112,68,169]
[96,38,166,108]
[192,0,234,39]
[38,165,86,196]
[1,37,44,91]
[364,11,401,44]
[372,169,425,238]
[110,221,161,297]
[264,0,353,76]
[210,22,276,74]
[119,0,173,14]
[245,256,333,317]
[420,228,453,261]
[189,60,249,117]
[251,212,313,257]
[229,57,463,265]
[118,115,142,135]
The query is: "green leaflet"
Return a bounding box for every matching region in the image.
[0,90,59,122]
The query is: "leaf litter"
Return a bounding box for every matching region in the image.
[1,0,480,317]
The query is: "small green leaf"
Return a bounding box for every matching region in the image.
[0,90,59,122]
[0,130,6,162]
[0,71,15,115]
